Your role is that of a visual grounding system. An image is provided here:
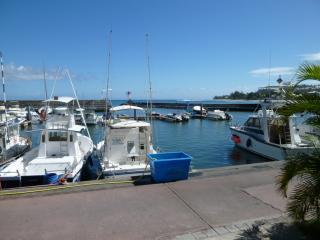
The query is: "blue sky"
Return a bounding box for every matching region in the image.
[1,0,320,100]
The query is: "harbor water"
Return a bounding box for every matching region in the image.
[21,103,270,171]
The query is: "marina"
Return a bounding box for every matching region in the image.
[0,100,316,176]
[15,105,270,171]
[1,1,320,239]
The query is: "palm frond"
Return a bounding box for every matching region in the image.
[287,175,320,221]
[295,63,320,86]
[276,152,320,197]
[278,93,320,118]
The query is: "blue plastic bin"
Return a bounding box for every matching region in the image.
[147,152,192,183]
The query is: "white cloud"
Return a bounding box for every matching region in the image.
[300,52,320,61]
[249,67,295,77]
[3,63,63,81]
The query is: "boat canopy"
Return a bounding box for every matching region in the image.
[44,96,75,104]
[193,106,206,111]
[110,120,150,128]
[110,105,144,112]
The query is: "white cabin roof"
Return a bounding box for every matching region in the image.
[110,105,144,112]
[110,120,150,128]
[44,96,75,104]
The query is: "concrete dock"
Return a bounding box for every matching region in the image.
[0,161,288,240]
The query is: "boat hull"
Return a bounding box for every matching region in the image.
[0,166,83,189]
[230,127,313,161]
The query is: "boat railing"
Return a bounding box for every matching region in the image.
[46,123,69,130]
[44,168,70,174]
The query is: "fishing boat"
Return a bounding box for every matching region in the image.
[96,105,156,176]
[0,96,94,188]
[207,109,232,121]
[0,115,31,164]
[94,33,157,176]
[230,100,314,161]
[0,53,31,165]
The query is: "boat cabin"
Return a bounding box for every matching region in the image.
[101,105,154,170]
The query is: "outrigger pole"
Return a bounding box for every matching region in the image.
[66,69,91,139]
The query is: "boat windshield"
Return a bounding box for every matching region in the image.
[244,117,261,129]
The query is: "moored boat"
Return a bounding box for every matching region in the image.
[230,100,314,161]
[0,53,32,165]
[84,109,98,125]
[207,109,232,121]
[96,104,156,176]
[0,96,94,188]
[191,105,207,118]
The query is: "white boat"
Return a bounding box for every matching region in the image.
[164,113,183,122]
[96,105,156,176]
[230,100,314,161]
[84,109,98,125]
[0,106,16,125]
[74,108,84,124]
[0,96,94,188]
[207,109,232,121]
[181,112,190,121]
[0,53,31,164]
[192,105,207,118]
[0,116,31,164]
[7,104,27,118]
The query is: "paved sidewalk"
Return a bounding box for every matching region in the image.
[0,162,287,240]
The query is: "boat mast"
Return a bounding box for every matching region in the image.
[268,50,272,99]
[43,63,48,101]
[106,30,112,119]
[0,52,9,158]
[43,63,49,119]
[145,33,153,123]
[101,30,113,163]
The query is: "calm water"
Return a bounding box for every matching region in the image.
[21,107,270,170]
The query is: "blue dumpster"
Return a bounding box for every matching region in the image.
[147,152,192,183]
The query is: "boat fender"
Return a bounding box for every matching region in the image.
[231,134,241,144]
[246,138,252,147]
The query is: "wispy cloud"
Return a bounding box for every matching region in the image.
[3,63,62,81]
[300,52,320,61]
[249,67,295,77]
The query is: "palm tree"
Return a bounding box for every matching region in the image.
[276,63,320,222]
